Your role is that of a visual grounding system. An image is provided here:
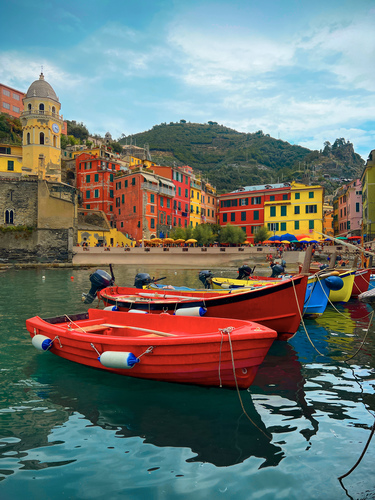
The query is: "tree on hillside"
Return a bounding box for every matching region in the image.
[66,120,89,142]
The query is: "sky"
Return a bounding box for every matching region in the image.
[1,0,375,159]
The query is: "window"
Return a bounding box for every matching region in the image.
[240,198,248,206]
[185,189,188,198]
[109,190,113,198]
[131,177,135,185]
[95,174,99,182]
[2,102,10,110]
[133,206,136,213]
[231,213,235,222]
[295,221,299,230]
[223,213,227,223]
[122,194,124,204]
[27,132,30,144]
[5,209,14,224]
[295,192,300,199]
[12,106,20,113]
[167,199,170,208]
[150,194,155,203]
[39,103,44,113]
[2,89,10,96]
[281,206,287,216]
[305,205,317,214]
[94,189,99,198]
[268,222,279,231]
[13,93,20,100]
[294,206,300,214]
[40,132,44,145]
[160,197,164,208]
[253,210,259,220]
[178,187,181,196]
[309,192,314,198]
[86,190,90,199]
[282,194,288,200]
[356,202,360,212]
[270,206,276,217]
[86,175,90,183]
[7,160,14,171]
[270,195,275,201]
[241,212,246,221]
[231,199,237,207]
[125,180,128,188]
[251,196,261,205]
[309,220,314,229]
[110,174,113,182]
[86,204,90,209]
[281,222,286,231]
[151,206,155,214]
[110,205,113,212]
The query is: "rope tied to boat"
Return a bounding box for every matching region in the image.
[291,278,324,357]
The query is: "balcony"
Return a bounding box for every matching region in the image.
[159,186,175,197]
[21,109,63,121]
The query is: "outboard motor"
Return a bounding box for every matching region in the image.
[82,269,114,304]
[238,265,254,280]
[270,262,286,278]
[134,273,153,289]
[199,270,213,289]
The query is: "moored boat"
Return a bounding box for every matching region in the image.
[350,268,371,298]
[26,309,277,389]
[210,273,342,317]
[98,275,308,340]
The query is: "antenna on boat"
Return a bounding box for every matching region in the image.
[109,264,115,284]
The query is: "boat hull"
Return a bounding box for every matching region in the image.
[99,275,308,340]
[351,269,371,298]
[26,309,277,389]
[211,275,329,317]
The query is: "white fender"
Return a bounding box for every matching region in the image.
[98,351,139,369]
[32,334,53,351]
[174,307,207,317]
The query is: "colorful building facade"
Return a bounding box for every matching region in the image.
[361,149,375,242]
[0,143,23,176]
[0,83,25,118]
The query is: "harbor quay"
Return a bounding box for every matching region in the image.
[71,244,352,271]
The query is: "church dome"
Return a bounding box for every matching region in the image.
[26,73,59,102]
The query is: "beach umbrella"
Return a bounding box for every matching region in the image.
[262,240,273,244]
[268,235,282,241]
[163,238,175,243]
[336,236,348,240]
[280,233,297,242]
[348,236,360,240]
[174,239,185,244]
[281,240,291,244]
[296,234,309,241]
[186,239,197,243]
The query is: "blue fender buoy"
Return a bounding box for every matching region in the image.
[98,351,139,369]
[32,334,53,351]
[325,276,344,291]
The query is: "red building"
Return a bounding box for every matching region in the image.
[0,83,25,118]
[76,152,122,225]
[218,183,291,242]
[114,169,175,241]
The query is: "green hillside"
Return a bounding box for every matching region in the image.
[121,121,365,193]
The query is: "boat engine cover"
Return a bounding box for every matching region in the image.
[83,269,114,304]
[134,273,153,289]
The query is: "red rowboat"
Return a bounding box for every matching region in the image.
[26,309,277,389]
[99,275,308,340]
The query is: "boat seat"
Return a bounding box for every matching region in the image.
[74,325,108,333]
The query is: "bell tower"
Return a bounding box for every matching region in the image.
[20,72,63,181]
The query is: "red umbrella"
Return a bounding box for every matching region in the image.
[296,234,309,241]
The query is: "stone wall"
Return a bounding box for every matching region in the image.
[0,177,76,263]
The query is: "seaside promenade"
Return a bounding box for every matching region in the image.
[71,245,348,271]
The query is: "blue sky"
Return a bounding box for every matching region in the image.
[1,0,375,159]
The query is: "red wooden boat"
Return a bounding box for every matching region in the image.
[26,309,277,389]
[99,275,308,340]
[350,268,371,298]
[298,265,370,298]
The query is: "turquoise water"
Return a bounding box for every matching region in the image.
[0,266,375,499]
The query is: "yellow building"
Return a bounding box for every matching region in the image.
[190,176,201,227]
[264,181,324,240]
[0,143,23,175]
[361,149,375,242]
[77,209,134,247]
[20,72,63,181]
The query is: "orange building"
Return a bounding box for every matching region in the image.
[0,83,25,118]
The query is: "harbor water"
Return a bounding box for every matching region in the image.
[0,266,375,500]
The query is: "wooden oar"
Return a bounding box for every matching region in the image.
[101,324,176,337]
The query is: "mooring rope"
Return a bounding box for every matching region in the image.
[291,278,324,356]
[226,330,272,440]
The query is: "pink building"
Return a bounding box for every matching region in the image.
[335,179,362,236]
